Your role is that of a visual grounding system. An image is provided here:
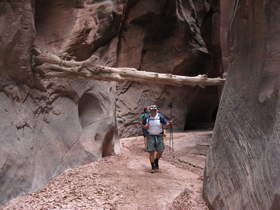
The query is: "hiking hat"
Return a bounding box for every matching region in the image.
[149,105,157,110]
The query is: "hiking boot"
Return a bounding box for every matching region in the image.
[150,168,156,173]
[154,158,159,170]
[150,162,156,173]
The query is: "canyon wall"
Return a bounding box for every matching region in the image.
[0,0,121,203]
[204,1,280,209]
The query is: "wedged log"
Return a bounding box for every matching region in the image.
[34,51,225,87]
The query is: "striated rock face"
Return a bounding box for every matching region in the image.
[204,1,280,210]
[0,0,122,204]
[0,0,35,83]
[116,0,221,136]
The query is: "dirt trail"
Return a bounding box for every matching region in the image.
[2,131,211,210]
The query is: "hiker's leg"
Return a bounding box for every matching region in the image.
[149,151,156,171]
[146,135,155,153]
[149,151,155,163]
[155,135,165,156]
[154,135,164,169]
[154,152,162,170]
[147,135,156,170]
[156,152,162,159]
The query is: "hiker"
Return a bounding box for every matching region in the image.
[143,105,173,172]
[140,106,149,150]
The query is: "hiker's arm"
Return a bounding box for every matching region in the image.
[160,116,170,127]
[161,116,173,129]
[142,118,149,129]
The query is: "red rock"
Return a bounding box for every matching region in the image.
[204,1,280,209]
[0,0,122,204]
[0,0,35,83]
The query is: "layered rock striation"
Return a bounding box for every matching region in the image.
[204,1,280,209]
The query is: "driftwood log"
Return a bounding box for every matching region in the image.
[33,50,225,87]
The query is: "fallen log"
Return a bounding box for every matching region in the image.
[33,50,225,87]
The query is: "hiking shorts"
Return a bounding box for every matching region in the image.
[147,135,165,152]
[142,128,149,137]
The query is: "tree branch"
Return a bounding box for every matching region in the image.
[33,51,225,87]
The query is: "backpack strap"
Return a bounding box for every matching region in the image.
[159,114,168,125]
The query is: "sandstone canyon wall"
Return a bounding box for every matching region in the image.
[204,1,280,210]
[0,0,221,204]
[0,0,121,204]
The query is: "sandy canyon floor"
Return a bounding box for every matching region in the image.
[2,131,211,210]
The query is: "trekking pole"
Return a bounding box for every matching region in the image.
[168,102,174,153]
[171,117,174,153]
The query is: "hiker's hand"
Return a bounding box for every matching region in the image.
[167,120,175,128]
[167,121,172,128]
[143,124,149,129]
